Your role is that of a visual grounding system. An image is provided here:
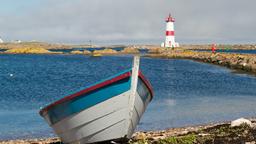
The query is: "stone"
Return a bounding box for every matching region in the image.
[149,136,166,141]
[248,57,256,65]
[251,64,256,72]
[148,48,166,54]
[231,118,252,127]
[70,50,91,55]
[198,133,211,136]
[83,50,91,55]
[121,47,140,54]
[245,141,256,144]
[133,132,147,141]
[93,48,118,55]
[70,50,83,54]
[5,47,52,54]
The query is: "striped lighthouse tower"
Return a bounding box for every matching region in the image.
[161,14,179,48]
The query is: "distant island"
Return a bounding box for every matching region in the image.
[0,42,92,50]
[0,42,256,75]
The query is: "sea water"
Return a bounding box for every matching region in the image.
[0,54,256,140]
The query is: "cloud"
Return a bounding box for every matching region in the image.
[0,0,255,44]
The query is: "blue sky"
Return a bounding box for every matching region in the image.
[0,0,256,45]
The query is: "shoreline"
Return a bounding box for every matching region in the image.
[146,48,256,76]
[1,118,256,144]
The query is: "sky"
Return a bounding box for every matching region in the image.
[0,0,255,45]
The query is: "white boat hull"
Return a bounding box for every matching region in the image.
[47,89,150,143]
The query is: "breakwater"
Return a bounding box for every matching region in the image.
[181,44,256,50]
[147,48,256,75]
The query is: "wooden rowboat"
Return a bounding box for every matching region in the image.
[39,56,153,143]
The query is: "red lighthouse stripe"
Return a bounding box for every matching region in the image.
[166,31,174,36]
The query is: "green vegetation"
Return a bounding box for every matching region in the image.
[131,124,256,144]
[156,134,196,144]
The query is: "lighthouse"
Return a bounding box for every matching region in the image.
[161,14,179,48]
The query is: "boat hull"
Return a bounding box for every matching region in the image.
[40,65,153,143]
[49,89,150,143]
[53,91,130,143]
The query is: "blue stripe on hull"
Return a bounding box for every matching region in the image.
[47,77,131,125]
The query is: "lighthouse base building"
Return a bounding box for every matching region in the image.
[161,42,179,48]
[161,14,179,48]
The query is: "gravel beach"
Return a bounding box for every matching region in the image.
[1,118,256,144]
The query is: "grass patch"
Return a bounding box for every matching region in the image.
[155,134,196,144]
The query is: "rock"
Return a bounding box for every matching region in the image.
[93,48,118,55]
[133,132,147,141]
[83,50,91,55]
[251,64,256,73]
[5,47,53,54]
[148,48,166,54]
[231,118,252,127]
[120,47,140,54]
[198,133,211,137]
[149,135,166,141]
[70,50,91,55]
[248,57,256,65]
[70,50,83,54]
[245,141,256,144]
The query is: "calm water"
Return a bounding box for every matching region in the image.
[196,49,256,54]
[1,54,256,140]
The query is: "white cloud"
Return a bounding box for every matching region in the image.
[0,0,255,45]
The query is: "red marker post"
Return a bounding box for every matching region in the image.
[211,44,216,54]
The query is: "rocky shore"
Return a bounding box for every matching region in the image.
[0,46,139,55]
[131,118,256,144]
[147,48,256,75]
[180,44,256,50]
[92,48,118,55]
[1,118,256,144]
[70,50,91,55]
[3,47,63,54]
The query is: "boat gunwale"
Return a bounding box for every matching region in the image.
[39,70,153,116]
[138,71,154,99]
